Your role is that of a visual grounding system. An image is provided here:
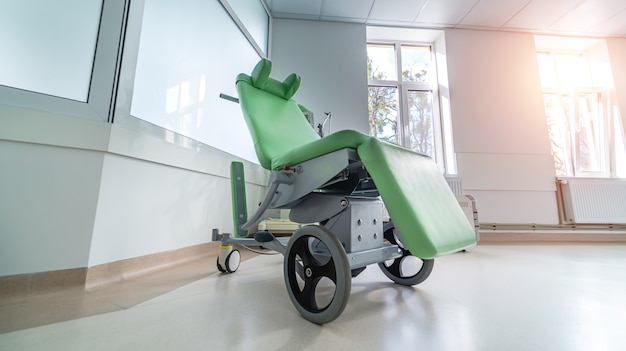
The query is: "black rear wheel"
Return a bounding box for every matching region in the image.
[284,225,351,324]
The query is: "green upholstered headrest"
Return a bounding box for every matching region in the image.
[245,58,301,100]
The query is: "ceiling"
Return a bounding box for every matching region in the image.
[265,0,626,38]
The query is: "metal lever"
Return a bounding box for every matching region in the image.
[219,93,239,104]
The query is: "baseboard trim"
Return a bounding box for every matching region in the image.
[85,242,219,290]
[479,232,626,243]
[0,268,88,298]
[0,242,220,297]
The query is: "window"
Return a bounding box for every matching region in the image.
[0,0,102,101]
[122,0,269,162]
[537,48,626,178]
[0,0,127,122]
[367,42,451,172]
[222,0,270,56]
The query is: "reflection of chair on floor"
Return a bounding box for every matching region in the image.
[213,58,476,324]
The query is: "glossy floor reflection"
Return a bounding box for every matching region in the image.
[1,244,625,351]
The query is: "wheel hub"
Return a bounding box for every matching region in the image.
[305,266,313,278]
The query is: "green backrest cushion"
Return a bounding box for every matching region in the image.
[236,59,321,169]
[250,58,301,100]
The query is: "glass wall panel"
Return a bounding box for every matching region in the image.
[130,0,264,162]
[226,0,269,55]
[0,0,102,101]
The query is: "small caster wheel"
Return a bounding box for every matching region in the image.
[225,249,241,273]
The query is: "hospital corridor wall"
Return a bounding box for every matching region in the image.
[0,0,271,281]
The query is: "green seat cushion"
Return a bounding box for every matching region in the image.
[357,138,477,258]
[270,130,371,170]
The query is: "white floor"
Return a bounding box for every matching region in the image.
[1,244,625,351]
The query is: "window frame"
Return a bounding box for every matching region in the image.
[367,41,448,173]
[0,0,130,122]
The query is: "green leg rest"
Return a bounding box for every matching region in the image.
[357,138,476,259]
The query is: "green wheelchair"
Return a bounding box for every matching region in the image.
[213,59,476,324]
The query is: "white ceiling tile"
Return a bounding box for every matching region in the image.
[269,0,323,16]
[369,0,428,22]
[505,0,585,30]
[415,0,479,25]
[266,0,626,37]
[460,0,531,28]
[587,8,626,35]
[321,0,374,19]
[548,0,626,33]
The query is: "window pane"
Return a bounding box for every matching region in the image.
[575,93,603,173]
[130,0,261,162]
[367,44,397,81]
[543,94,571,176]
[0,0,102,101]
[368,86,398,144]
[401,45,431,83]
[407,90,434,156]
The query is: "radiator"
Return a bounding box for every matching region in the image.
[456,194,480,241]
[445,175,464,195]
[558,178,626,224]
[445,176,480,240]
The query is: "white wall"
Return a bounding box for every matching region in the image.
[87,125,268,267]
[0,106,267,275]
[0,107,105,274]
[270,19,369,134]
[444,29,558,224]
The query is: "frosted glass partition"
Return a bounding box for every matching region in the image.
[0,0,102,101]
[130,0,264,162]
[226,0,269,55]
